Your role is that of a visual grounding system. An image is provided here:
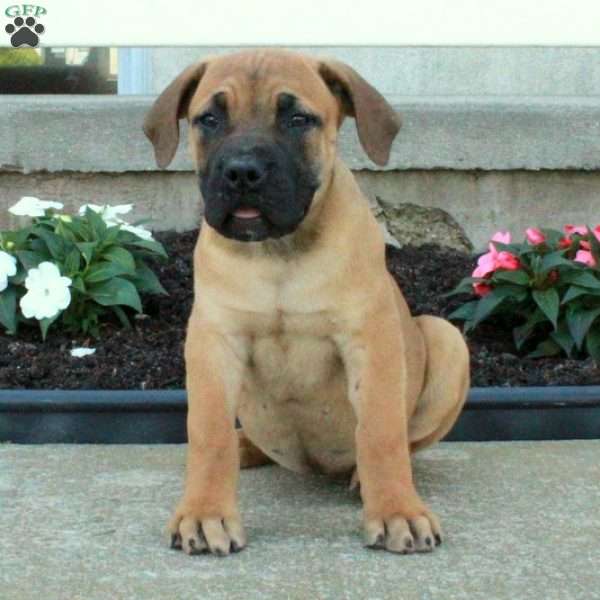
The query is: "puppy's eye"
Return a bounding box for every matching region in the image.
[289,113,316,128]
[196,113,220,130]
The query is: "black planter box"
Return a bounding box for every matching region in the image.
[1,387,600,444]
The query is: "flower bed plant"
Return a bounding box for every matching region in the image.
[0,197,167,339]
[449,225,600,359]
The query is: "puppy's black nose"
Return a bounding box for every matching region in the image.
[223,155,268,191]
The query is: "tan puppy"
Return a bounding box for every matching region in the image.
[144,49,469,556]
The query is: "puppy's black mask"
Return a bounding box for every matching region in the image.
[196,92,320,242]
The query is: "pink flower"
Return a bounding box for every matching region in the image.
[564,224,588,237]
[472,236,520,279]
[526,227,546,245]
[575,250,597,267]
[496,251,520,270]
[473,282,492,297]
[558,237,572,249]
[491,231,511,245]
[580,240,591,251]
[593,226,600,242]
[472,249,498,278]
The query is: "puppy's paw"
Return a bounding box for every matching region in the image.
[363,509,442,554]
[168,508,246,556]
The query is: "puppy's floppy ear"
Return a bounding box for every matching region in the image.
[318,60,400,166]
[143,61,208,169]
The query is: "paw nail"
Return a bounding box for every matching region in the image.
[426,536,432,547]
[405,538,413,549]
[434,534,442,546]
[170,534,181,549]
[231,540,243,553]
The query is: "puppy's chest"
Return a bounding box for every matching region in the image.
[247,330,343,394]
[239,331,356,475]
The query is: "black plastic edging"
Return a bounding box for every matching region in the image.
[1,386,600,444]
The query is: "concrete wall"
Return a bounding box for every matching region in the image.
[4,169,600,250]
[149,47,600,96]
[3,47,600,251]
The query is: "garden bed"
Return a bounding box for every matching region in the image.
[2,230,600,443]
[1,230,600,390]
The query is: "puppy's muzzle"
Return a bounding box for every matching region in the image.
[222,154,269,193]
[201,138,313,243]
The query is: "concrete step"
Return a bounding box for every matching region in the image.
[2,95,600,173]
[1,441,598,599]
[2,95,600,248]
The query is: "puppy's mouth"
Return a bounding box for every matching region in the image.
[221,205,270,242]
[231,206,262,220]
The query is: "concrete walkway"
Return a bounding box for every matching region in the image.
[1,442,599,600]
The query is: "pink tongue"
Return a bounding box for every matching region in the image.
[233,206,261,219]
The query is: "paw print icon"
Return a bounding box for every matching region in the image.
[5,16,45,48]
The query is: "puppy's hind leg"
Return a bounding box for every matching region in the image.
[238,429,273,469]
[409,315,470,453]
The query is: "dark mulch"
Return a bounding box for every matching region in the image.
[1,230,599,390]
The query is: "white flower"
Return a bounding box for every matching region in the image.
[79,203,133,226]
[120,223,154,240]
[20,262,72,321]
[78,203,153,240]
[0,250,17,292]
[70,347,96,358]
[9,196,64,217]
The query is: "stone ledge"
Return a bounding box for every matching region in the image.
[2,95,600,173]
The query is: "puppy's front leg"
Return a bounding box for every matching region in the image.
[339,312,442,555]
[169,320,247,556]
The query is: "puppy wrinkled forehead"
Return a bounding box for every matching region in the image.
[189,50,334,119]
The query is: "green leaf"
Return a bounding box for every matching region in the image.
[443,277,480,297]
[1,227,31,251]
[103,225,122,245]
[71,275,86,293]
[64,248,81,275]
[85,261,131,283]
[101,246,136,274]
[512,309,547,350]
[76,242,97,265]
[493,270,530,286]
[85,207,108,241]
[58,216,86,239]
[88,277,143,312]
[539,228,566,247]
[471,287,519,328]
[559,270,600,289]
[0,287,18,334]
[566,305,600,350]
[33,227,66,261]
[532,288,559,329]
[16,250,48,271]
[561,285,600,305]
[39,314,59,341]
[128,262,167,295]
[111,305,132,328]
[126,238,168,259]
[586,326,600,361]
[550,321,575,357]
[448,300,478,322]
[540,250,573,273]
[527,338,562,359]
